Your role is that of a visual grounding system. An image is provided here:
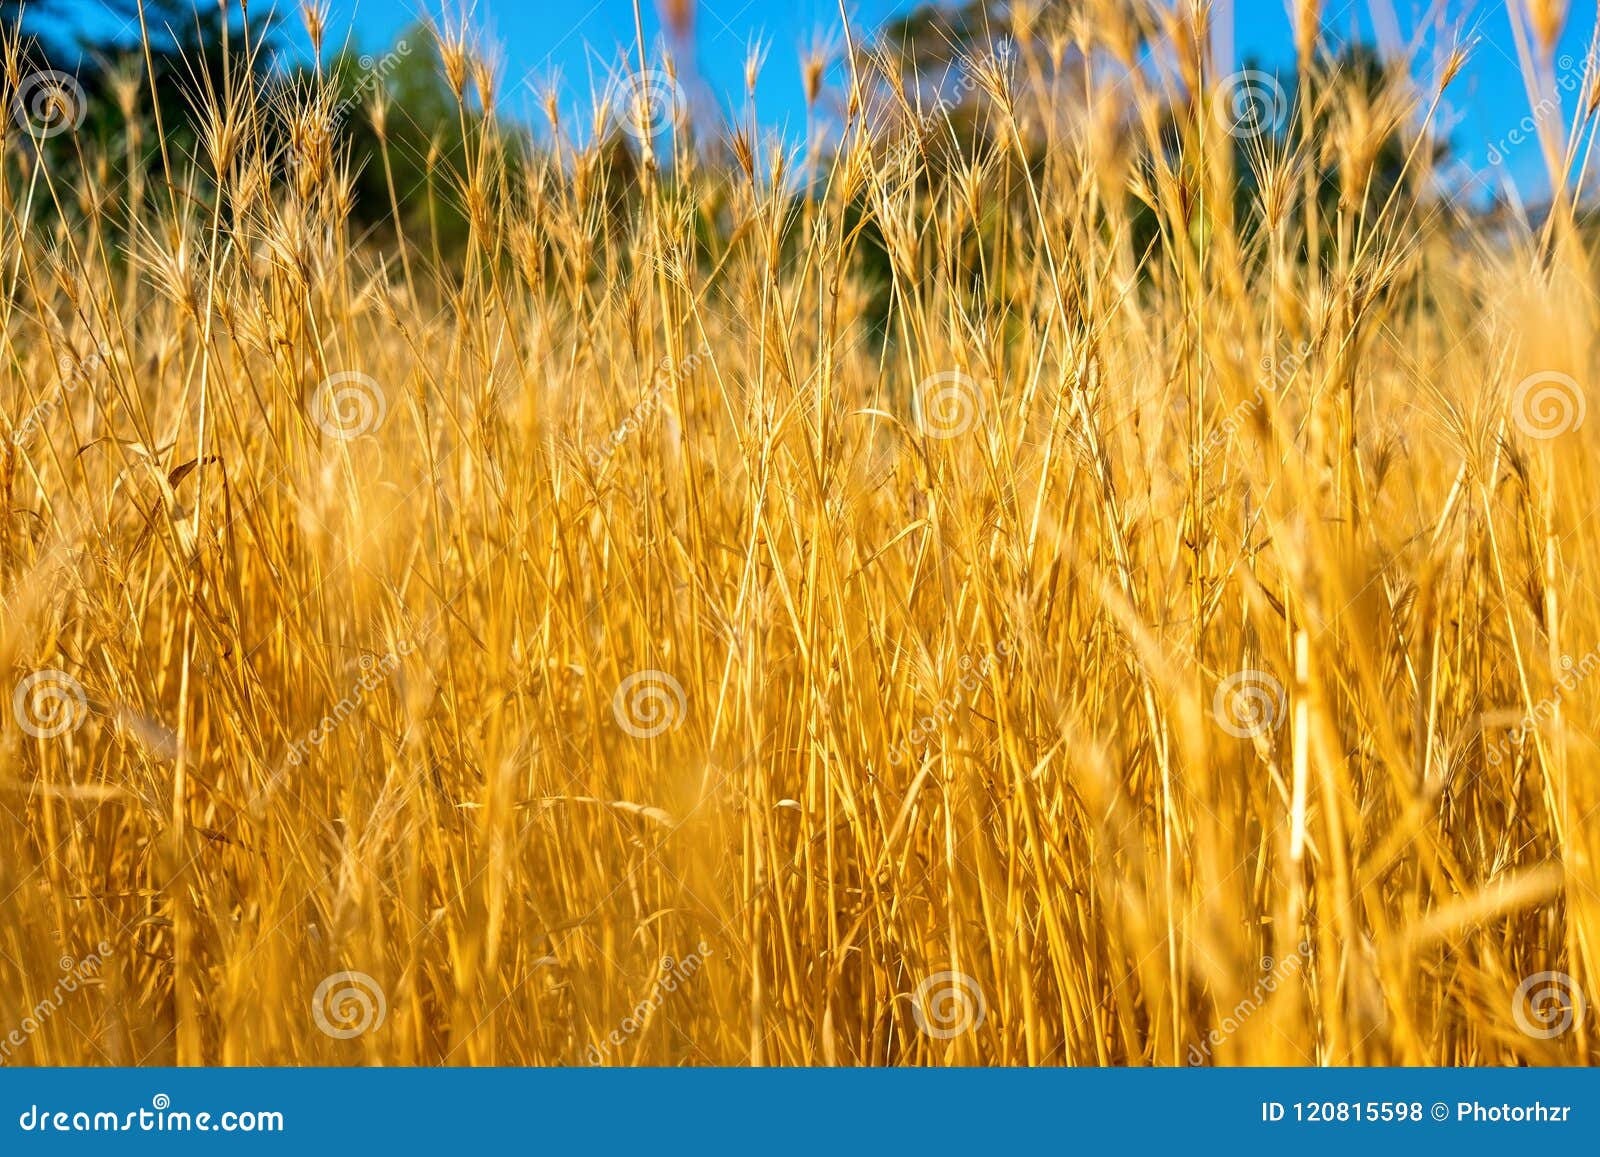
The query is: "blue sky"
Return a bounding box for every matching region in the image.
[68,0,1600,200]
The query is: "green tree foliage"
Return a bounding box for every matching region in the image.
[86,0,275,157]
[1,2,499,271]
[301,28,481,268]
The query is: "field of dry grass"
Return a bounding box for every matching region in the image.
[2,0,1600,1065]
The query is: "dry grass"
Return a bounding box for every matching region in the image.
[3,0,1600,1065]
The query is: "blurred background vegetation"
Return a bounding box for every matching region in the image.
[0,0,1494,308]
